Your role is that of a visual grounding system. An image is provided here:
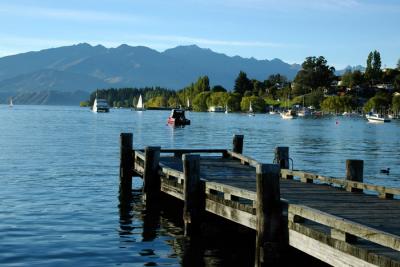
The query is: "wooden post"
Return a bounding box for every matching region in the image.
[255,163,283,266]
[274,147,289,169]
[232,134,244,154]
[119,133,133,201]
[143,146,161,209]
[345,159,363,193]
[182,154,203,236]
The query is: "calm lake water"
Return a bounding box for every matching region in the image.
[1,105,399,266]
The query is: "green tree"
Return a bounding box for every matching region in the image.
[321,96,354,113]
[168,96,180,108]
[363,94,390,113]
[392,95,400,114]
[211,85,227,92]
[226,93,242,112]
[240,96,266,112]
[207,92,229,107]
[394,74,400,90]
[365,50,382,85]
[193,76,210,94]
[351,70,365,87]
[340,70,353,88]
[234,71,252,95]
[79,101,89,107]
[192,92,211,111]
[293,56,335,95]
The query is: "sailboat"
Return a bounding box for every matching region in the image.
[298,95,310,117]
[135,94,145,111]
[92,93,110,113]
[225,103,229,114]
[186,98,190,111]
[248,101,255,116]
[9,97,13,108]
[280,93,296,119]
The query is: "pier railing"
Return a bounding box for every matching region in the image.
[281,169,400,199]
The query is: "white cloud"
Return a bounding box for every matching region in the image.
[0,4,145,23]
[123,34,295,48]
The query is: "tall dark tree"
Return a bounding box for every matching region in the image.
[293,56,335,95]
[234,71,252,96]
[194,76,210,93]
[365,50,382,85]
[211,85,227,92]
[351,70,365,87]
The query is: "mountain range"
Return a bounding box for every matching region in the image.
[0,43,303,105]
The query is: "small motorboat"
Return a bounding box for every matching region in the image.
[366,112,390,123]
[167,109,190,126]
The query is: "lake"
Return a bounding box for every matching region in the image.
[0,105,399,266]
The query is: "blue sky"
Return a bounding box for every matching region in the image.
[0,0,399,69]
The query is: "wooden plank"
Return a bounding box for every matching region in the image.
[205,181,256,201]
[289,229,377,267]
[226,150,259,167]
[281,169,400,197]
[289,204,400,251]
[205,198,256,230]
[161,183,184,200]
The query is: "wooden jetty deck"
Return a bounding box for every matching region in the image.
[119,133,400,267]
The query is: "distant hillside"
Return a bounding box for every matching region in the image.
[0,43,301,105]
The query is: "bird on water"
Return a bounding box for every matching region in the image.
[380,168,390,174]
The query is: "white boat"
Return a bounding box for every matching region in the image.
[208,106,225,112]
[225,104,229,114]
[280,110,297,119]
[269,110,277,115]
[298,108,311,117]
[136,94,145,111]
[187,98,190,109]
[248,101,255,116]
[366,113,391,123]
[92,97,110,113]
[9,98,13,108]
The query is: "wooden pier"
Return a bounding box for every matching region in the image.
[119,133,400,267]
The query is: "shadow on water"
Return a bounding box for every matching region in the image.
[118,188,328,267]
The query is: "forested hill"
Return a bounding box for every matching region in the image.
[0,43,300,105]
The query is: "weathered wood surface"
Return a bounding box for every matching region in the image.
[133,154,400,266]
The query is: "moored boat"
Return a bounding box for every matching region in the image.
[298,108,311,117]
[366,112,391,123]
[248,101,255,116]
[135,94,145,111]
[280,109,297,119]
[167,109,190,126]
[92,97,110,113]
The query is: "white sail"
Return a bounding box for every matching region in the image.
[137,95,144,109]
[187,98,190,108]
[9,98,13,107]
[225,104,229,113]
[249,102,253,113]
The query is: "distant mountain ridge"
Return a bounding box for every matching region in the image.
[0,43,301,105]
